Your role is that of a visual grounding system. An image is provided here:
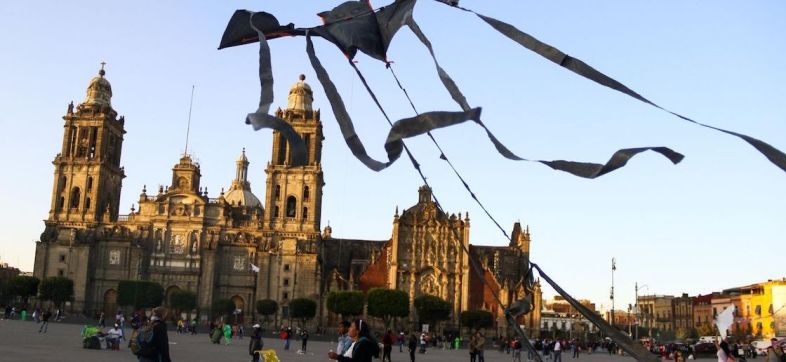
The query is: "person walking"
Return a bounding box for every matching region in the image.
[383,330,394,362]
[137,306,172,362]
[327,319,380,362]
[249,324,264,362]
[476,331,486,362]
[553,339,562,362]
[38,309,52,333]
[470,332,480,362]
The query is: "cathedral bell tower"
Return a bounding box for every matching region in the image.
[264,75,324,233]
[49,64,125,223]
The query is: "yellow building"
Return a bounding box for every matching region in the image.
[725,279,786,338]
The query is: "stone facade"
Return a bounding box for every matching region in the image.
[33,68,540,334]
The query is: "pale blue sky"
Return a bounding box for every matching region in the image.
[0,1,784,312]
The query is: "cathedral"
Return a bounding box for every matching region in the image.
[33,66,541,335]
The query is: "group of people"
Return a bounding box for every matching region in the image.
[716,338,784,362]
[209,320,241,345]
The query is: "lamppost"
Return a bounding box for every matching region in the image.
[628,304,632,337]
[610,257,616,329]
[635,283,649,340]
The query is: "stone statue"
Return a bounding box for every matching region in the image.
[67,101,74,114]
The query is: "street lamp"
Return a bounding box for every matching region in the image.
[635,283,649,340]
[610,257,616,329]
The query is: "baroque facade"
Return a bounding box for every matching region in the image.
[34,67,541,334]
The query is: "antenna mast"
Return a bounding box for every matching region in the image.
[184,85,195,155]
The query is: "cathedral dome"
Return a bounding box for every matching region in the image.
[224,148,262,208]
[287,74,313,112]
[224,188,262,208]
[82,64,112,108]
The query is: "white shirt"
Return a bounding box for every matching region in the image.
[554,341,561,351]
[344,341,357,357]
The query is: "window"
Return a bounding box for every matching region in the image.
[275,185,281,199]
[303,186,310,200]
[286,196,296,218]
[283,278,289,286]
[59,254,66,262]
[304,134,311,164]
[85,197,91,209]
[57,269,64,277]
[57,196,65,211]
[86,176,93,191]
[69,187,81,209]
[277,138,287,164]
[755,305,761,315]
[284,264,290,272]
[302,207,308,220]
[283,292,289,300]
[274,206,279,218]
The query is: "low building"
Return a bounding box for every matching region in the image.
[672,293,694,331]
[693,293,716,331]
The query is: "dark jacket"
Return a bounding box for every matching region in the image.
[140,320,171,362]
[337,337,380,362]
[250,329,264,356]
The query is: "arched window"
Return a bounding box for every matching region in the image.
[69,187,81,209]
[86,176,93,191]
[302,207,308,220]
[286,196,296,218]
[56,196,65,211]
[303,186,310,200]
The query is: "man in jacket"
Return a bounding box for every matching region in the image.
[138,306,171,362]
[250,324,264,362]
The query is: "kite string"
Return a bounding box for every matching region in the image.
[387,64,511,241]
[349,59,543,362]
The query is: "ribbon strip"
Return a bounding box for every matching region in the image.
[442,4,785,174]
[407,16,684,178]
[245,12,307,167]
[306,34,480,172]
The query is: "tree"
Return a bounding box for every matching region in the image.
[326,290,365,318]
[460,310,494,331]
[212,298,236,321]
[367,288,409,328]
[169,290,197,313]
[256,299,278,326]
[38,277,74,308]
[696,324,715,337]
[117,280,164,309]
[7,275,40,305]
[414,295,452,328]
[290,298,317,327]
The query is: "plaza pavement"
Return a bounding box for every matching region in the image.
[0,319,647,362]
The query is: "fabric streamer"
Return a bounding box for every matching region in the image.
[436,1,786,174]
[306,34,482,171]
[244,11,307,167]
[531,263,660,362]
[405,15,684,178]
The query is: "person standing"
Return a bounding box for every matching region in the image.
[408,333,418,362]
[470,332,479,362]
[511,336,522,362]
[572,340,580,358]
[766,338,784,362]
[337,321,353,356]
[223,322,232,345]
[301,328,309,353]
[138,306,172,362]
[249,324,264,362]
[38,309,52,333]
[476,331,486,362]
[383,330,394,362]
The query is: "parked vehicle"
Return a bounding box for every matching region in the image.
[692,342,717,355]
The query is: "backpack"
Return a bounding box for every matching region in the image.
[133,324,156,358]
